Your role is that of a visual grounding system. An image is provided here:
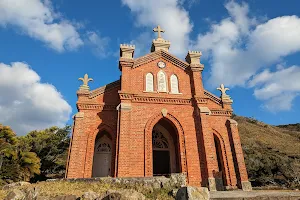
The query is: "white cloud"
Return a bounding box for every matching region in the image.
[86,31,110,58]
[0,62,72,135]
[0,0,112,57]
[194,1,300,111]
[122,0,193,56]
[0,0,83,52]
[195,1,300,87]
[263,94,297,112]
[249,66,300,111]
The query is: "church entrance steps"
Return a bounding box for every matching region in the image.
[210,190,300,200]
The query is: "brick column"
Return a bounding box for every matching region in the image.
[116,102,132,177]
[186,51,205,97]
[228,119,252,191]
[223,136,238,189]
[119,44,135,92]
[198,107,219,191]
[116,44,135,177]
[66,112,87,178]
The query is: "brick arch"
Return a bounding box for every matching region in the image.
[144,112,188,179]
[212,128,231,186]
[84,123,116,178]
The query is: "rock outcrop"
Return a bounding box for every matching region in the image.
[4,187,146,200]
[104,189,145,200]
[176,186,210,200]
[4,189,25,200]
[2,182,31,190]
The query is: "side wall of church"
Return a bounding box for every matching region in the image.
[66,88,120,178]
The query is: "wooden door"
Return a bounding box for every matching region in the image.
[93,152,111,177]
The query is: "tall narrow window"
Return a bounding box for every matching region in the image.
[157,71,167,92]
[170,74,179,93]
[145,73,154,92]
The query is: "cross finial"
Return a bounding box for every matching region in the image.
[78,74,93,88]
[153,25,165,39]
[217,84,229,96]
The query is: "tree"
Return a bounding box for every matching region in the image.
[19,126,71,179]
[0,124,17,171]
[18,151,40,181]
[0,124,41,183]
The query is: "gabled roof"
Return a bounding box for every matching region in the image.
[89,80,120,98]
[133,49,190,70]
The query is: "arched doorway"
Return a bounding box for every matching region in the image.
[152,119,180,176]
[214,134,226,190]
[92,131,112,177]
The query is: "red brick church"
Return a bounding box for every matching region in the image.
[66,26,252,191]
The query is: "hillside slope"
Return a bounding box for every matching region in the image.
[234,115,300,188]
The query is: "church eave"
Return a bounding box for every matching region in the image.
[133,49,189,70]
[204,90,222,105]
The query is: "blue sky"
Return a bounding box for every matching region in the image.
[0,0,300,135]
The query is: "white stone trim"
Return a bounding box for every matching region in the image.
[198,106,211,115]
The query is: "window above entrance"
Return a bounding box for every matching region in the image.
[96,143,111,153]
[152,129,169,149]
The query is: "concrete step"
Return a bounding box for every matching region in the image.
[210,190,300,200]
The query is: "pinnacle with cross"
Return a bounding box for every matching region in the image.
[153,25,165,39]
[78,73,93,90]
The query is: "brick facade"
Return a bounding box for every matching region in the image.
[66,39,252,191]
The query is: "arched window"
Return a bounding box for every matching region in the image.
[145,73,154,92]
[157,70,167,92]
[170,74,179,93]
[152,129,169,149]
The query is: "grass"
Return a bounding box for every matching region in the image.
[0,181,174,199]
[0,189,7,200]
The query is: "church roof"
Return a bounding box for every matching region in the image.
[89,80,120,98]
[133,49,189,70]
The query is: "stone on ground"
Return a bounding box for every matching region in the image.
[36,196,50,200]
[81,191,100,200]
[2,181,31,190]
[4,189,25,200]
[23,187,40,200]
[176,186,209,200]
[105,189,146,200]
[53,195,77,200]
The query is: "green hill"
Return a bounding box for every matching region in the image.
[234,115,300,188]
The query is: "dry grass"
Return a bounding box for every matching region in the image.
[0,181,174,199]
[235,116,300,157]
[0,189,8,200]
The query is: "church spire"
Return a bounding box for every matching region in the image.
[151,25,171,52]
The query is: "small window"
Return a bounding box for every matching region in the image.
[145,73,154,92]
[170,74,179,93]
[157,70,167,92]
